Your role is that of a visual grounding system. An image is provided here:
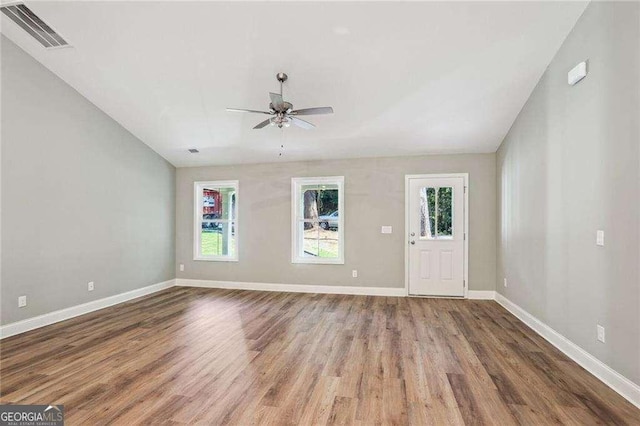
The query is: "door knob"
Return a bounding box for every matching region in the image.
[410,240,415,245]
[410,232,415,236]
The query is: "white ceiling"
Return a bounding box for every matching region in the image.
[2,1,588,167]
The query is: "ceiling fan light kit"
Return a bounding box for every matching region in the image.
[226,73,334,129]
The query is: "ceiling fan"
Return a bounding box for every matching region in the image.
[226,73,333,129]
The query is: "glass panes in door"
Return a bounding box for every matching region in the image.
[420,186,454,239]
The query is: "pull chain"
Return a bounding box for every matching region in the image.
[279,127,285,157]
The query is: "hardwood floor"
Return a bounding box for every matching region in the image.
[1,287,638,425]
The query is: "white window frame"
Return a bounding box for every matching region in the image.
[291,176,345,265]
[193,180,238,262]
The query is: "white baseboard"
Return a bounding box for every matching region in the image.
[176,278,407,297]
[0,279,176,339]
[495,292,640,409]
[467,290,496,300]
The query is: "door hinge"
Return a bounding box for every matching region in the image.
[464,186,467,193]
[463,280,466,288]
[464,233,466,240]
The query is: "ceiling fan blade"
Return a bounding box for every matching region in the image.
[291,106,334,116]
[253,118,272,129]
[269,92,285,110]
[290,116,316,130]
[226,108,271,114]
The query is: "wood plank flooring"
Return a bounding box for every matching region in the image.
[1,287,638,425]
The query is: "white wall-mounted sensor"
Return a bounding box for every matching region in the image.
[568,61,587,86]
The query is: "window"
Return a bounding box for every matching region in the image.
[194,181,238,261]
[420,186,454,239]
[291,176,344,264]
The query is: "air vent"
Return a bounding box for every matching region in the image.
[1,3,68,48]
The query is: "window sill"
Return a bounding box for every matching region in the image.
[194,256,238,262]
[291,257,345,265]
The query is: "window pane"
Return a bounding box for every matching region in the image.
[301,222,319,257]
[202,187,235,220]
[300,222,340,259]
[301,184,339,221]
[294,178,343,263]
[420,187,436,238]
[437,187,453,238]
[302,188,319,220]
[201,221,235,256]
[318,229,339,258]
[317,188,339,217]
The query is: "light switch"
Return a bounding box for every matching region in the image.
[381,226,392,234]
[596,230,604,246]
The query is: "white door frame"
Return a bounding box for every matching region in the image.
[404,173,469,298]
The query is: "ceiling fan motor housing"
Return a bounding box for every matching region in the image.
[270,101,293,113]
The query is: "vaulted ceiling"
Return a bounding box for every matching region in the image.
[1,1,588,166]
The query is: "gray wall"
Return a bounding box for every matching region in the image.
[497,2,640,384]
[1,37,176,325]
[177,154,496,291]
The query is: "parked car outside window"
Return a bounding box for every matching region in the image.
[318,211,339,230]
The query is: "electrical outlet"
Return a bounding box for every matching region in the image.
[18,296,27,308]
[597,325,605,343]
[596,230,604,246]
[179,264,185,272]
[504,278,508,288]
[352,270,358,278]
[88,281,94,291]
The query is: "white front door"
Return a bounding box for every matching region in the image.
[407,176,466,297]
